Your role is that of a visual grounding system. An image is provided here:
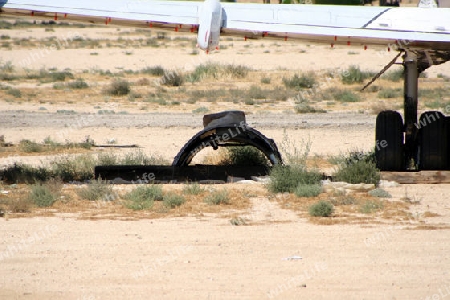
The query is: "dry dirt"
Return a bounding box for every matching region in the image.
[1,16,450,300]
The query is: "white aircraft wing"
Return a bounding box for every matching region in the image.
[1,0,449,65]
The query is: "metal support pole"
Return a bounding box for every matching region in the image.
[403,51,419,169]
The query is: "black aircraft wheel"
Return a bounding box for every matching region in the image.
[375,110,404,171]
[418,111,449,170]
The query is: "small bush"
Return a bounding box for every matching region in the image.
[222,146,270,167]
[123,185,162,210]
[192,106,209,114]
[294,184,323,197]
[19,139,42,153]
[309,200,334,217]
[295,103,326,114]
[163,193,186,208]
[332,90,360,102]
[382,68,403,82]
[161,72,184,86]
[341,65,374,84]
[1,163,51,183]
[360,200,384,214]
[51,154,96,182]
[378,88,401,99]
[283,72,316,89]
[329,195,357,206]
[182,183,204,195]
[261,77,271,84]
[247,85,266,99]
[334,160,380,185]
[269,165,322,193]
[204,190,229,205]
[7,197,32,213]
[368,188,391,198]
[140,66,165,76]
[104,79,130,96]
[76,179,114,201]
[28,183,57,207]
[6,88,21,98]
[67,79,89,89]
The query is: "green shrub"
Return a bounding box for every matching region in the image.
[67,79,89,89]
[332,90,360,102]
[360,200,384,214]
[28,183,57,207]
[163,193,186,208]
[187,63,250,82]
[1,163,51,183]
[283,72,316,89]
[19,139,42,153]
[51,154,96,182]
[268,165,322,193]
[261,77,271,84]
[382,68,403,82]
[140,66,165,76]
[341,65,374,84]
[368,188,391,198]
[334,160,380,185]
[182,183,204,195]
[76,179,114,201]
[104,79,130,96]
[6,88,21,98]
[378,88,401,99]
[204,190,229,205]
[161,71,184,86]
[309,200,334,217]
[222,146,270,167]
[123,185,162,210]
[295,103,326,114]
[247,85,266,99]
[294,184,323,197]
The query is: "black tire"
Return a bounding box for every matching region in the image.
[418,111,449,170]
[375,110,404,171]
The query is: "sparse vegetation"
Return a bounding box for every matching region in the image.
[28,183,58,207]
[67,78,89,89]
[76,179,114,201]
[341,65,374,84]
[182,183,205,195]
[268,165,322,193]
[104,79,130,96]
[368,188,392,198]
[204,189,230,205]
[332,89,360,102]
[378,87,401,99]
[382,68,403,82]
[334,159,380,185]
[360,199,384,214]
[220,146,270,167]
[123,185,163,210]
[309,200,334,217]
[283,72,316,89]
[294,184,323,197]
[163,193,186,208]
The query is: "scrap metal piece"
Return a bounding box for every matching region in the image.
[172,110,282,167]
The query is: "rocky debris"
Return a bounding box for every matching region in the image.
[321,180,375,194]
[378,180,400,188]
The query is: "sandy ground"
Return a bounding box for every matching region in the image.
[1,15,450,300]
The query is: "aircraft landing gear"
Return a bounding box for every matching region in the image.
[375,51,449,171]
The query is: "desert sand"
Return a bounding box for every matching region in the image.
[0,12,450,300]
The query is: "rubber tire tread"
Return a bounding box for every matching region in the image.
[375,110,404,171]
